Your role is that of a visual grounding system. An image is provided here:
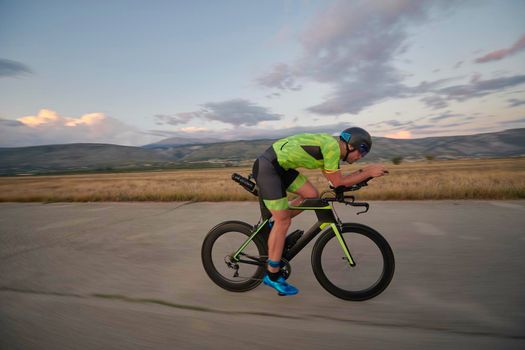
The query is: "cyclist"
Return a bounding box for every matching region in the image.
[252,127,388,296]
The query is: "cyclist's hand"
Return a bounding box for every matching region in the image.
[362,164,389,178]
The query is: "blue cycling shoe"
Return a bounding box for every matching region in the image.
[263,275,299,296]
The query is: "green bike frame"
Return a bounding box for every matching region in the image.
[232,198,355,267]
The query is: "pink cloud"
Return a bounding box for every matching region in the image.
[5,109,157,146]
[475,34,525,63]
[384,130,412,139]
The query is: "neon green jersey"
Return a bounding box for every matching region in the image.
[272,133,341,172]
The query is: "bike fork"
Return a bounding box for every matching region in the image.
[321,223,356,267]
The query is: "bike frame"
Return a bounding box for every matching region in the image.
[232,197,356,267]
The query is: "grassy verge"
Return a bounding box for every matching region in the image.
[0,158,524,202]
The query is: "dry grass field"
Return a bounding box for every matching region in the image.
[1,157,524,202]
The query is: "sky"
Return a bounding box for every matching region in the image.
[1,0,524,147]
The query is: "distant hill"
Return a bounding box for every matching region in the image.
[0,144,175,175]
[143,136,223,147]
[155,139,276,162]
[1,128,524,175]
[148,128,525,162]
[370,128,525,160]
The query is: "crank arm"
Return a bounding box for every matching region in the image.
[236,253,266,266]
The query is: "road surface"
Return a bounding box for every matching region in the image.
[1,201,524,349]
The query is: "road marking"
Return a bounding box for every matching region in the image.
[412,222,447,236]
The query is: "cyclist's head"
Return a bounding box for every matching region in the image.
[339,127,372,162]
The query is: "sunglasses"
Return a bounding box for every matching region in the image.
[358,143,369,156]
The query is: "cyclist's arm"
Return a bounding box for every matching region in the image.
[322,169,370,187]
[323,164,388,187]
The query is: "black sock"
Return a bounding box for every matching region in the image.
[267,270,281,281]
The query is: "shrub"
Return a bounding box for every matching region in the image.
[392,156,403,165]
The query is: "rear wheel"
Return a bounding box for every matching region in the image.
[201,221,267,292]
[311,223,395,301]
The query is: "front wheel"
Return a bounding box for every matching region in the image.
[201,221,267,292]
[311,223,395,301]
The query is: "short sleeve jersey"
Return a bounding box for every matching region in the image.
[272,133,341,172]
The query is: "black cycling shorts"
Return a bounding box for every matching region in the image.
[252,147,306,210]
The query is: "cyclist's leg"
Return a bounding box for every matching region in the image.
[252,156,291,272]
[267,208,291,273]
[285,172,319,218]
[252,156,299,295]
[264,208,298,295]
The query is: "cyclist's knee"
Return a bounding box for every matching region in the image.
[295,182,318,199]
[297,189,318,201]
[271,210,292,227]
[305,187,319,198]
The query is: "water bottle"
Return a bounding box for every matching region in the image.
[284,229,303,251]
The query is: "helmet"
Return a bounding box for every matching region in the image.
[340,127,372,161]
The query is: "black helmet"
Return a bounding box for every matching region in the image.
[340,127,372,161]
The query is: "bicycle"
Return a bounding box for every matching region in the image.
[201,173,395,300]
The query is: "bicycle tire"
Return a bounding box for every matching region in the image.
[201,221,267,292]
[311,223,395,301]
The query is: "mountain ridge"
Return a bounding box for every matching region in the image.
[1,128,524,175]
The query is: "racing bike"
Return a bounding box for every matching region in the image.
[201,173,395,300]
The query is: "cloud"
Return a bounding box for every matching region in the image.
[180,126,209,133]
[257,63,302,91]
[475,34,525,63]
[500,117,525,125]
[384,130,412,139]
[508,98,525,108]
[257,0,459,115]
[0,118,25,127]
[154,99,282,127]
[258,2,525,117]
[149,121,356,142]
[266,92,281,99]
[17,109,106,127]
[202,99,282,126]
[420,95,449,109]
[365,112,491,138]
[434,75,525,102]
[154,113,197,126]
[416,74,525,109]
[0,109,159,147]
[231,122,354,139]
[17,109,104,128]
[429,112,461,122]
[307,65,409,115]
[0,58,32,78]
[150,111,525,141]
[371,119,406,128]
[367,118,421,132]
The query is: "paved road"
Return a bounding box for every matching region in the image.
[1,201,524,349]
